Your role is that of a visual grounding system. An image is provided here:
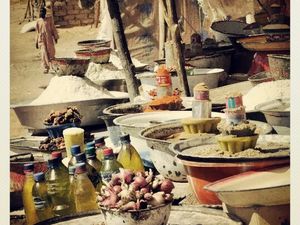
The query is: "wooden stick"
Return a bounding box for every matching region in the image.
[94,0,100,28]
[106,0,139,102]
[165,0,190,96]
[158,0,166,59]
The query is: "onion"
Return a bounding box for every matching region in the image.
[148,192,165,206]
[160,179,174,194]
[120,201,137,211]
[120,168,133,184]
[113,185,122,194]
[133,176,147,188]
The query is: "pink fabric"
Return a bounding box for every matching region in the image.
[35,17,59,70]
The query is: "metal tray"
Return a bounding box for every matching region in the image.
[170,135,290,163]
[11,94,129,131]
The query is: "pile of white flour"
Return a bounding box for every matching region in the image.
[243,80,290,111]
[85,62,125,85]
[30,76,128,105]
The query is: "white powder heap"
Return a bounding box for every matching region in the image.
[109,53,148,70]
[243,80,290,111]
[30,76,128,105]
[85,62,125,85]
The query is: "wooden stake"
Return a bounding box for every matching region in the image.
[158,0,166,59]
[93,0,100,28]
[106,0,139,102]
[165,0,190,96]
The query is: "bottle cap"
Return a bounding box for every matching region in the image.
[51,151,62,160]
[68,166,76,175]
[48,158,59,169]
[71,145,81,156]
[120,134,130,143]
[75,152,86,163]
[85,147,96,156]
[34,172,45,182]
[103,148,113,156]
[86,141,95,148]
[94,137,105,145]
[24,163,34,172]
[75,163,87,174]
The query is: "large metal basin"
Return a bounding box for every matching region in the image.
[11,93,129,131]
[139,118,272,182]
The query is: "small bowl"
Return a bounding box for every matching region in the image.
[75,47,111,64]
[51,58,90,76]
[77,39,111,49]
[181,117,221,134]
[217,135,259,153]
[45,122,78,138]
[255,98,290,128]
[100,203,171,225]
[248,72,274,86]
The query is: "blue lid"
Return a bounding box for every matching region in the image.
[71,145,81,156]
[48,158,59,169]
[86,141,95,148]
[24,163,34,171]
[68,166,76,175]
[85,146,96,156]
[34,172,45,182]
[75,152,86,163]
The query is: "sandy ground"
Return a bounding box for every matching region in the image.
[10,1,99,138]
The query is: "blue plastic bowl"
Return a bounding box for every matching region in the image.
[45,123,78,138]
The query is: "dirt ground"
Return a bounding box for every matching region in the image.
[10,0,99,138]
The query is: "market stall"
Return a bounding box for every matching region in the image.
[10,0,290,225]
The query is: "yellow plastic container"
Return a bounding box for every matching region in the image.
[181,117,221,134]
[217,135,259,154]
[63,127,85,158]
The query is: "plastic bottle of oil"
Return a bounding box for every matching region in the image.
[68,145,81,168]
[117,134,145,172]
[86,146,102,172]
[100,148,123,184]
[32,172,54,221]
[22,163,39,225]
[74,163,99,212]
[94,137,107,161]
[75,152,102,192]
[46,158,75,216]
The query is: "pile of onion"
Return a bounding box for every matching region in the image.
[97,168,174,211]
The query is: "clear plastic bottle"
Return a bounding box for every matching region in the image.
[74,163,98,212]
[75,152,102,192]
[68,145,81,168]
[94,137,107,161]
[22,163,39,225]
[86,147,102,172]
[117,134,145,172]
[46,158,75,216]
[100,148,123,185]
[32,172,54,221]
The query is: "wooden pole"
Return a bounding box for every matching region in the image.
[165,0,190,96]
[158,0,166,59]
[106,0,139,102]
[93,0,100,28]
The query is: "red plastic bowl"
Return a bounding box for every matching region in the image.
[178,158,290,205]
